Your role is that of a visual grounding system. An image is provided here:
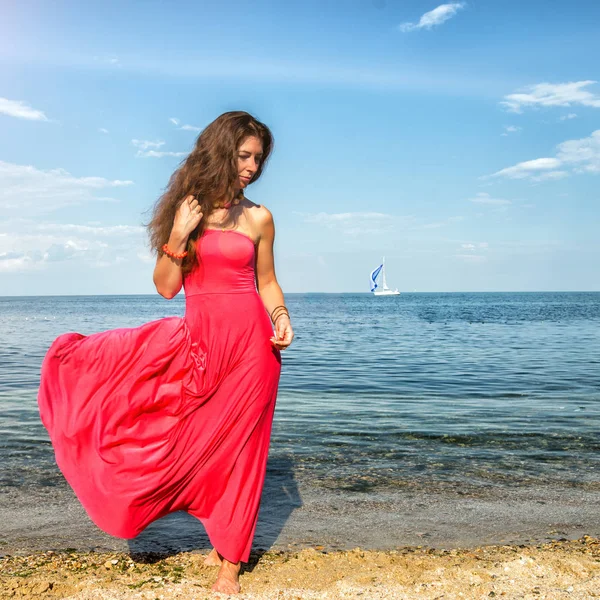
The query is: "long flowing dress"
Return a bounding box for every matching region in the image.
[37,228,282,564]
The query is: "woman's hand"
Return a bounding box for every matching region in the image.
[270,315,294,351]
[172,195,204,239]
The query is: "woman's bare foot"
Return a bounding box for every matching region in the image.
[203,547,223,567]
[211,559,241,594]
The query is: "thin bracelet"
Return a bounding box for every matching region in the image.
[273,312,290,324]
[271,306,289,320]
[270,305,287,319]
[271,308,289,321]
[271,308,290,324]
[162,243,188,260]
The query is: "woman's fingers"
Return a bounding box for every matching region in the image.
[182,195,200,212]
[270,325,293,351]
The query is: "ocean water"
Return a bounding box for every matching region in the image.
[1,292,599,499]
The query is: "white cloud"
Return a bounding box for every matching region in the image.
[136,150,187,158]
[399,3,465,33]
[556,129,600,173]
[298,211,405,235]
[131,139,165,150]
[305,211,392,223]
[468,192,512,205]
[169,117,202,132]
[180,124,202,132]
[0,221,148,272]
[131,139,186,158]
[559,113,578,121]
[487,130,600,180]
[456,241,488,263]
[99,127,109,134]
[423,222,446,229]
[460,242,488,251]
[422,216,464,228]
[501,125,521,136]
[489,158,567,181]
[94,55,121,67]
[0,97,49,121]
[0,161,133,212]
[35,223,144,236]
[455,253,487,263]
[501,81,600,113]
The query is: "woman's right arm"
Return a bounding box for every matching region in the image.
[153,229,188,299]
[153,195,203,299]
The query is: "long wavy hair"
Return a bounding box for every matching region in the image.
[147,111,273,273]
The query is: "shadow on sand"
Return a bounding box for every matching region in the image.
[126,454,302,570]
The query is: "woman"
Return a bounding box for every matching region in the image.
[38,111,294,594]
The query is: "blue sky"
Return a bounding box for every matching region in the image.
[1,0,599,294]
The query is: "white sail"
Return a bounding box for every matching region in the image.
[371,256,400,296]
[381,256,390,290]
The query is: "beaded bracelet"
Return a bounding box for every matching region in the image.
[162,243,188,260]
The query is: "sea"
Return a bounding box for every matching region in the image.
[1,292,599,554]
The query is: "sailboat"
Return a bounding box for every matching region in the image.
[370,257,400,296]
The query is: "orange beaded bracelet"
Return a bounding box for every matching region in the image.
[162,243,188,260]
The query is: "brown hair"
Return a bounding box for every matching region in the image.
[146,111,273,273]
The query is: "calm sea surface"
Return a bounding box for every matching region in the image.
[1,292,599,497]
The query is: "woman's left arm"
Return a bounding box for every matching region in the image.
[255,207,294,351]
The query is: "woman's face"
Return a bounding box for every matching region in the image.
[237,136,263,189]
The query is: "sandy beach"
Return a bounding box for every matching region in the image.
[2,536,599,599]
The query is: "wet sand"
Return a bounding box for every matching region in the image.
[3,478,600,598]
[3,477,600,555]
[2,537,599,599]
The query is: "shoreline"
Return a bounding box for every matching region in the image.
[2,537,599,599]
[3,481,600,557]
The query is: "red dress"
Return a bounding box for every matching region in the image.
[37,229,282,563]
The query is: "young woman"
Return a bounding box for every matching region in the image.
[38,111,294,594]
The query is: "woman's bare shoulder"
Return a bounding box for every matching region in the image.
[245,199,274,229]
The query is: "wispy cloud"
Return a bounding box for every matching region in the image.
[298,211,405,235]
[131,139,186,158]
[99,127,109,134]
[557,129,600,174]
[468,192,512,205]
[93,55,121,68]
[35,223,144,236]
[399,3,465,33]
[180,124,202,132]
[489,158,567,182]
[131,139,165,150]
[5,49,513,98]
[501,125,521,137]
[559,113,578,121]
[455,241,488,263]
[136,150,187,158]
[487,130,600,180]
[0,221,147,272]
[0,160,133,212]
[0,97,49,121]
[170,117,202,132]
[501,81,600,113]
[422,215,465,229]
